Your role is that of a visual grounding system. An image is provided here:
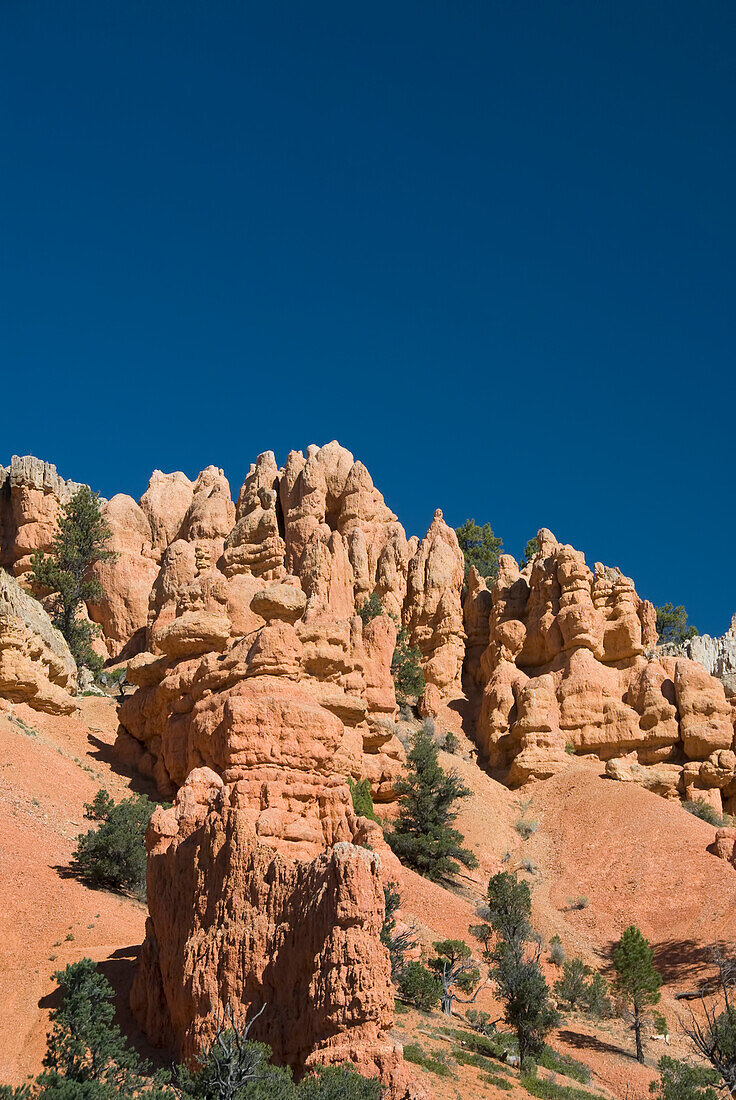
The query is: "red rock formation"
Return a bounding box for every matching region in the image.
[473,530,736,809]
[0,570,77,713]
[0,456,85,581]
[130,769,420,1098]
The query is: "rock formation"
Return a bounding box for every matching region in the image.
[0,456,85,580]
[130,769,416,1097]
[0,570,77,713]
[471,530,736,811]
[662,613,736,697]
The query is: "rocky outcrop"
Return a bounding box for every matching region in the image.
[0,456,86,580]
[663,614,736,697]
[472,530,736,811]
[403,510,465,695]
[130,769,416,1097]
[0,570,77,713]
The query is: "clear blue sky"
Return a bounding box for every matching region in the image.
[1,2,734,633]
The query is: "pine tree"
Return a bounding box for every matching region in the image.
[455,520,503,583]
[520,536,540,567]
[387,726,477,882]
[30,486,114,670]
[38,959,166,1098]
[613,925,662,1063]
[656,603,697,646]
[72,789,154,897]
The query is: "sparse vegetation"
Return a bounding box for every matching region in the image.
[656,603,698,646]
[381,882,417,980]
[402,1043,453,1077]
[681,949,736,1095]
[549,936,565,967]
[72,788,155,898]
[357,593,384,624]
[347,778,379,823]
[516,819,539,839]
[520,537,540,568]
[567,896,589,910]
[683,799,730,827]
[387,725,477,882]
[612,925,662,1064]
[456,519,503,583]
[536,1047,591,1085]
[553,958,591,1011]
[519,1072,601,1100]
[649,1055,719,1100]
[390,628,425,703]
[30,485,115,670]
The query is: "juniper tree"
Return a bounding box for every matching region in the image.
[72,789,154,898]
[30,485,114,669]
[380,882,418,980]
[554,958,591,1011]
[520,537,540,568]
[613,925,662,1063]
[387,725,477,882]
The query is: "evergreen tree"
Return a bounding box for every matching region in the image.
[38,959,166,1099]
[397,962,442,1011]
[553,958,591,1011]
[612,925,662,1063]
[583,970,613,1019]
[72,789,154,897]
[387,726,477,882]
[520,537,540,568]
[455,520,503,583]
[357,594,384,625]
[428,940,482,1016]
[682,950,736,1096]
[656,603,698,646]
[390,629,425,703]
[649,1056,719,1100]
[476,872,558,1068]
[30,486,114,670]
[380,882,417,980]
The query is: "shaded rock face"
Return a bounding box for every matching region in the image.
[0,570,77,713]
[470,529,736,811]
[130,769,412,1092]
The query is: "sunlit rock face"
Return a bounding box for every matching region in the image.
[470,529,736,812]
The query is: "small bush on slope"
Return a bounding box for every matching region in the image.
[72,789,155,897]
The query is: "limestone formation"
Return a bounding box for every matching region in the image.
[472,530,736,810]
[0,569,77,713]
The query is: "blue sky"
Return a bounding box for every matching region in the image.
[1,2,734,633]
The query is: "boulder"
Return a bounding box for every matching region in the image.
[0,569,77,713]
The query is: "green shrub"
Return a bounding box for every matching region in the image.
[391,629,425,702]
[298,1064,384,1098]
[554,959,591,1011]
[443,731,458,754]
[519,1072,602,1100]
[516,819,538,840]
[347,778,379,823]
[358,594,384,624]
[549,936,565,967]
[397,962,442,1011]
[683,799,728,827]
[72,789,155,897]
[536,1047,591,1084]
[402,1044,453,1078]
[583,971,612,1019]
[567,896,589,910]
[649,1055,719,1100]
[484,1074,513,1091]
